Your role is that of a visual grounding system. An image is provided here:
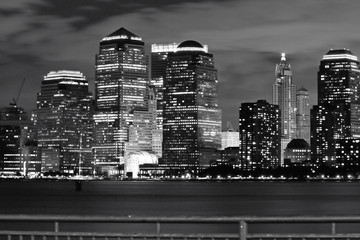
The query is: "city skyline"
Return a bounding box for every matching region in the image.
[1,0,360,127]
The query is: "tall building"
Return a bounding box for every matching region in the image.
[221,121,239,150]
[151,43,178,129]
[34,70,93,174]
[296,87,310,143]
[273,53,297,164]
[0,104,40,175]
[311,49,360,166]
[239,100,281,170]
[150,43,178,158]
[162,40,221,170]
[151,43,209,158]
[93,27,149,173]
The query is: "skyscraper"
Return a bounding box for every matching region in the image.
[35,70,93,174]
[150,43,178,158]
[296,87,310,143]
[273,53,297,164]
[162,40,221,170]
[311,49,360,165]
[151,43,209,158]
[93,27,149,173]
[151,43,178,125]
[239,100,281,170]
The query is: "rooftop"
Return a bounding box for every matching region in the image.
[326,48,354,55]
[101,27,142,42]
[323,48,358,61]
[287,139,310,149]
[176,40,207,53]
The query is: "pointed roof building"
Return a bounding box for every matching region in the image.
[101,27,143,45]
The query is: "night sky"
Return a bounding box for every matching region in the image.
[1,0,360,128]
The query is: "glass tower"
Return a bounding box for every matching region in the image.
[273,53,297,164]
[311,49,360,165]
[35,70,93,174]
[162,40,221,170]
[93,27,149,172]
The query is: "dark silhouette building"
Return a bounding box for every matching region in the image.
[239,100,281,170]
[311,49,360,166]
[0,104,40,175]
[34,70,93,174]
[162,40,221,171]
[284,138,311,167]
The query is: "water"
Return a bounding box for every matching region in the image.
[1,180,360,234]
[1,180,360,216]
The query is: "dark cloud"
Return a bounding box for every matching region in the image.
[0,9,23,16]
[28,0,235,29]
[1,0,360,129]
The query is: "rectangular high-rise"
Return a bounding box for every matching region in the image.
[151,43,209,158]
[311,49,360,166]
[93,28,149,172]
[150,43,178,158]
[162,40,221,170]
[34,70,93,174]
[239,100,281,170]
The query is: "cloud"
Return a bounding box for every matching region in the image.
[1,0,360,128]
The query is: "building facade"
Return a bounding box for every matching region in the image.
[239,100,281,170]
[311,49,360,166]
[125,88,157,155]
[162,40,221,170]
[284,138,311,167]
[296,87,311,144]
[151,43,179,131]
[0,104,40,175]
[93,27,149,172]
[221,121,239,150]
[34,70,93,174]
[273,53,297,164]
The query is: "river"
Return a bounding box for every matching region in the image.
[1,180,360,216]
[1,180,360,234]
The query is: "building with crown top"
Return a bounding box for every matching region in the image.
[311,49,360,166]
[34,70,93,174]
[273,53,297,165]
[93,28,149,174]
[162,40,221,172]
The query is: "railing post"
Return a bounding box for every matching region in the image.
[55,221,59,232]
[331,222,336,235]
[239,220,247,240]
[156,221,161,235]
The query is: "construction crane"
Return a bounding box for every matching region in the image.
[13,78,26,106]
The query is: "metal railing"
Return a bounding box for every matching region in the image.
[1,215,360,240]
